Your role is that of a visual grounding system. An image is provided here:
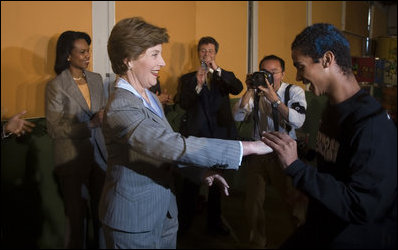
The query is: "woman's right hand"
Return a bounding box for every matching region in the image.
[89,110,104,128]
[203,170,230,196]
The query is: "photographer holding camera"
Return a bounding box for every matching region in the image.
[233,55,307,248]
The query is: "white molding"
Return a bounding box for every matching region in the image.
[92,1,115,98]
[252,1,258,72]
[247,1,258,73]
[306,1,312,27]
[369,4,375,39]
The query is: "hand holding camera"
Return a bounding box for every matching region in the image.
[246,70,274,89]
[201,61,208,71]
[196,61,208,86]
[247,70,280,100]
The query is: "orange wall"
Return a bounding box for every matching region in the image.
[344,1,370,57]
[116,1,197,98]
[345,1,370,37]
[312,1,342,27]
[373,4,389,38]
[258,1,307,89]
[1,1,92,119]
[195,1,247,94]
[116,1,247,100]
[2,1,388,119]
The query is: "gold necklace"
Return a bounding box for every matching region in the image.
[72,72,85,81]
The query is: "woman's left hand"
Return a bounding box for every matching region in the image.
[203,170,230,196]
[89,110,104,128]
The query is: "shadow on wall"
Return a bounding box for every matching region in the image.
[162,42,186,99]
[169,40,203,105]
[1,43,56,118]
[162,41,198,100]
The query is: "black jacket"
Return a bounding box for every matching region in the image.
[179,69,243,140]
[283,89,397,249]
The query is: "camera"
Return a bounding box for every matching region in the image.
[200,61,208,71]
[247,70,274,88]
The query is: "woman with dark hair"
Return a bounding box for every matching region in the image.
[45,31,107,249]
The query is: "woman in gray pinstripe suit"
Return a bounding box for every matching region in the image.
[46,31,107,249]
[100,17,272,249]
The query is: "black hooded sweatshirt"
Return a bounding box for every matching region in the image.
[282,89,397,249]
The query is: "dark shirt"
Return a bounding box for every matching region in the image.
[179,69,243,140]
[284,89,397,249]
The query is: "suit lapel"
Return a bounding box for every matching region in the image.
[85,71,100,112]
[145,91,162,117]
[147,107,173,132]
[145,92,174,131]
[62,70,92,116]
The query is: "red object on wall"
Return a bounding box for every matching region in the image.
[352,57,375,83]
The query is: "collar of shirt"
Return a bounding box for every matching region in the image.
[208,67,221,76]
[116,78,163,118]
[274,81,288,101]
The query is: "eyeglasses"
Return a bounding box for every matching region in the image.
[199,49,216,55]
[260,70,282,76]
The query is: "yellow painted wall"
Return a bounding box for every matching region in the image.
[344,1,370,57]
[195,1,247,94]
[1,1,92,119]
[372,4,388,39]
[345,1,369,37]
[116,1,196,98]
[2,1,388,119]
[312,1,342,28]
[311,2,366,57]
[345,33,364,57]
[311,2,363,62]
[116,1,247,99]
[258,1,307,89]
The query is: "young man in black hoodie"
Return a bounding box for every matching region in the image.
[262,23,397,249]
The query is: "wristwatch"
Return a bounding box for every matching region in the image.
[271,99,281,108]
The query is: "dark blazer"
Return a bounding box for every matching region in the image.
[45,69,107,175]
[99,87,242,234]
[179,69,243,139]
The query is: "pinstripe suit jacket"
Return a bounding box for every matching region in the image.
[45,69,107,175]
[99,87,242,233]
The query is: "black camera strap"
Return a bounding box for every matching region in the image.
[253,91,261,138]
[273,84,294,132]
[284,84,293,132]
[253,90,279,135]
[272,106,279,132]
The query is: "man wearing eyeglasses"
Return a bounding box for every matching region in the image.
[232,54,307,248]
[177,36,243,237]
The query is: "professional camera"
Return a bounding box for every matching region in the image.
[246,70,274,88]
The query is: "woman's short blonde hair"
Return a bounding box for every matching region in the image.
[108,17,169,75]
